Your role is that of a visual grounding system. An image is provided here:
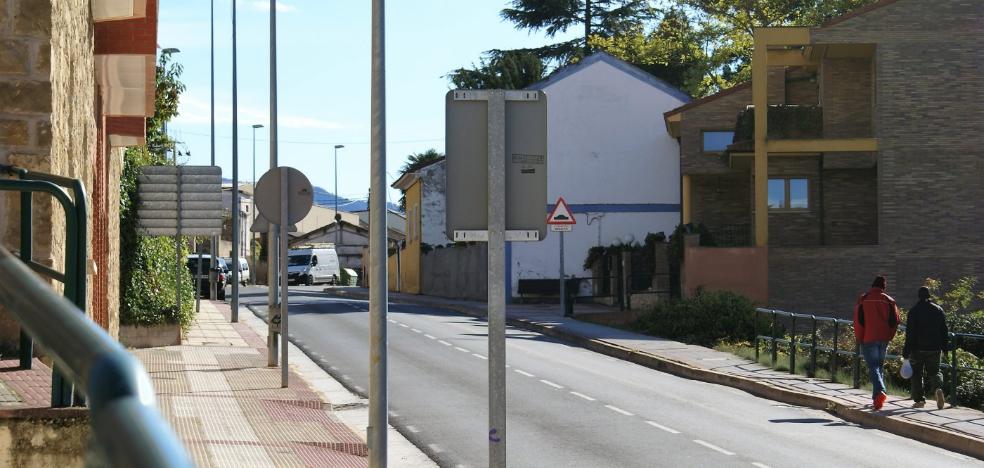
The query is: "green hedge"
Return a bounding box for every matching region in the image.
[631,290,766,347]
[734,105,823,142]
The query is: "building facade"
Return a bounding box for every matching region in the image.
[666,0,984,315]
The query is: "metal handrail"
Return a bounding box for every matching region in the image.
[0,246,191,467]
[754,307,984,407]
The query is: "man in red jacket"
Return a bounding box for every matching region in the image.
[854,275,900,410]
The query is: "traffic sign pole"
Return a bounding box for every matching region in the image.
[488,89,507,468]
[559,230,566,317]
[279,168,289,388]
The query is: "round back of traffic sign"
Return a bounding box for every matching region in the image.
[254,166,314,225]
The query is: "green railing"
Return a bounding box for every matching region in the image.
[0,245,191,467]
[755,307,984,407]
[0,164,87,406]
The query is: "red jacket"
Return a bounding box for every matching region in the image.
[853,287,900,343]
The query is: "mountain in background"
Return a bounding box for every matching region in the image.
[224,178,400,213]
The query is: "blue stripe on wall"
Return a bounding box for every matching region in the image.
[546,203,680,214]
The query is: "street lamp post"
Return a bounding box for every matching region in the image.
[230,0,241,322]
[251,124,263,284]
[333,144,344,246]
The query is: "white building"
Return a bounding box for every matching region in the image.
[508,52,690,300]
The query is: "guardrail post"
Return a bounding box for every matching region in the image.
[950,333,959,406]
[789,315,797,374]
[771,310,777,368]
[810,316,817,378]
[853,341,861,389]
[831,321,839,383]
[18,190,33,369]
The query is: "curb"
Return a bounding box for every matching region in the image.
[323,288,984,460]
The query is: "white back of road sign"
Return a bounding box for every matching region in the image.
[546,197,576,225]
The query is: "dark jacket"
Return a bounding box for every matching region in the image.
[854,287,900,343]
[903,300,949,357]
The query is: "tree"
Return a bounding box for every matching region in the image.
[397,149,444,211]
[448,50,545,90]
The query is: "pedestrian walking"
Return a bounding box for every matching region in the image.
[903,286,949,409]
[854,275,900,410]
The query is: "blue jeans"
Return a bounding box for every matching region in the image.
[861,342,888,399]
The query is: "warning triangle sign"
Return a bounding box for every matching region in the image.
[546,197,576,225]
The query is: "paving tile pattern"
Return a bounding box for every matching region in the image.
[0,357,53,408]
[134,300,368,468]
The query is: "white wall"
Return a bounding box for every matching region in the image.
[510,57,687,297]
[419,160,448,246]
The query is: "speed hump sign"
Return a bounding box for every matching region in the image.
[547,197,575,232]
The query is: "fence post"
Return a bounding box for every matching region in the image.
[621,251,631,311]
[810,316,818,378]
[754,310,760,362]
[18,190,33,369]
[950,333,959,407]
[853,341,861,389]
[789,315,797,374]
[771,310,778,368]
[831,321,839,383]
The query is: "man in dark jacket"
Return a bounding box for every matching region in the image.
[903,286,949,409]
[854,276,900,410]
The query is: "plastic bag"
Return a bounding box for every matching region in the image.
[900,358,913,379]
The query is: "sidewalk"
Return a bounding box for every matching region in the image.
[325,286,984,459]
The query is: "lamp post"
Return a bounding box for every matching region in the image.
[210,0,218,300]
[333,144,344,246]
[251,124,263,284]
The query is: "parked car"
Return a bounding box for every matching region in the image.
[223,257,251,286]
[186,254,228,300]
[287,247,340,286]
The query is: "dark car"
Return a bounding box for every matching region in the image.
[186,255,228,300]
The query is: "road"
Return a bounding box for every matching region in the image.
[240,286,981,468]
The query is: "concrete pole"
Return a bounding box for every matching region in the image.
[487,90,507,468]
[279,170,289,388]
[369,0,389,465]
[559,230,566,317]
[267,0,280,367]
[210,0,218,301]
[231,0,240,322]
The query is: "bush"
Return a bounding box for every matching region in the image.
[631,290,765,346]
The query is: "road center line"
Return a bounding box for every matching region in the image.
[540,379,563,389]
[411,328,422,333]
[693,440,735,456]
[405,425,420,433]
[455,347,470,353]
[438,340,452,346]
[569,391,595,401]
[388,319,397,324]
[751,463,772,468]
[428,443,444,453]
[399,323,409,328]
[514,369,535,377]
[424,334,436,339]
[472,353,488,360]
[604,405,634,416]
[645,421,680,434]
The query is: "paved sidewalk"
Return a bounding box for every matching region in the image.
[325,287,984,459]
[133,300,368,467]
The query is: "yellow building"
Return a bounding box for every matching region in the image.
[388,172,422,294]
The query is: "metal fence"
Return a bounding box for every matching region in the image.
[754,307,984,407]
[0,246,191,467]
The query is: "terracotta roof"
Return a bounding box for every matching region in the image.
[819,0,902,28]
[663,82,751,118]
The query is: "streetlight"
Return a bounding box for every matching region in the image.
[251,124,264,284]
[333,144,344,246]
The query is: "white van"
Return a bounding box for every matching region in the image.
[224,257,251,286]
[287,247,340,285]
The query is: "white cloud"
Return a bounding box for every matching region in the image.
[249,1,297,13]
[175,96,347,130]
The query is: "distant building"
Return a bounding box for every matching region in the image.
[289,219,405,273]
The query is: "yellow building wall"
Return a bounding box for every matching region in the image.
[389,180,421,294]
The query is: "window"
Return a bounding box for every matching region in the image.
[702,131,735,153]
[768,178,809,211]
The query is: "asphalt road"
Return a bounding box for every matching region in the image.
[240,286,981,468]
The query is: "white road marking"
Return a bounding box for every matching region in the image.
[411,328,422,333]
[540,379,563,389]
[645,421,680,434]
[455,347,470,353]
[399,323,409,328]
[428,443,444,453]
[342,375,352,381]
[751,463,772,468]
[354,386,365,392]
[570,391,595,401]
[473,353,489,360]
[424,334,437,340]
[438,340,452,346]
[388,319,397,323]
[605,405,634,416]
[694,440,734,456]
[405,425,420,433]
[514,369,535,377]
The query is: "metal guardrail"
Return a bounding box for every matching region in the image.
[0,246,192,467]
[754,307,984,407]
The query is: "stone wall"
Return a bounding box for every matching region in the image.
[0,0,97,348]
[822,167,877,246]
[420,244,488,301]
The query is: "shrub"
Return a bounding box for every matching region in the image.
[631,290,765,346]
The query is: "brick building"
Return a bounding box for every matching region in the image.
[664,0,984,315]
[0,0,159,343]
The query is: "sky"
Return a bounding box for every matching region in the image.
[158,0,579,208]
